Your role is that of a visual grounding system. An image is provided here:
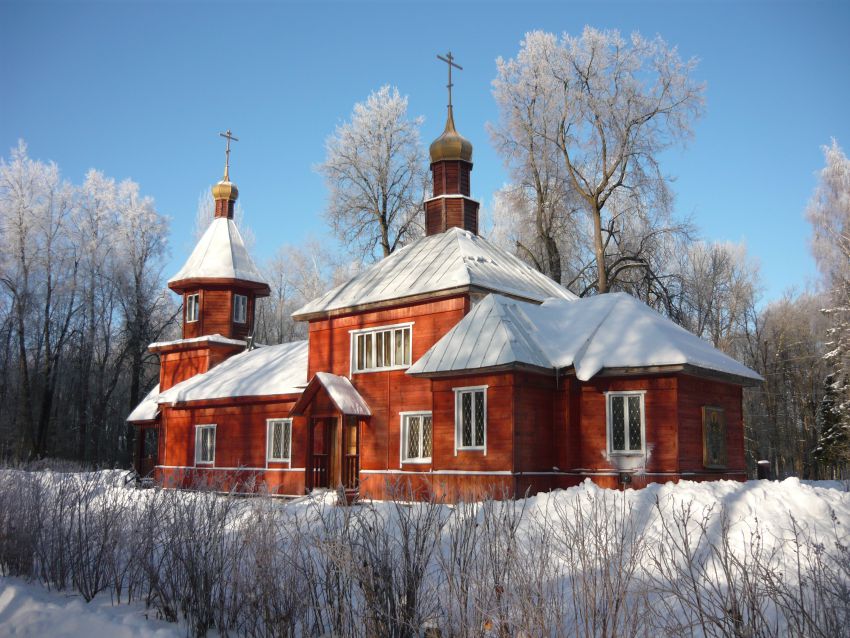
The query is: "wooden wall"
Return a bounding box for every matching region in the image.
[308,295,467,478]
[156,397,306,495]
[677,373,746,477]
[182,287,256,341]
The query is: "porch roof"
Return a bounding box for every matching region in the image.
[290,372,371,417]
[126,384,160,422]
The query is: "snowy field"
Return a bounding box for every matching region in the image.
[0,470,848,637]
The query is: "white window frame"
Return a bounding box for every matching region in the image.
[194,424,216,465]
[454,386,488,455]
[349,322,413,374]
[266,418,292,463]
[605,391,646,456]
[186,293,200,323]
[233,293,248,324]
[399,411,433,465]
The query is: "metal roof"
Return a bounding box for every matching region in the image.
[293,228,576,319]
[168,217,266,288]
[408,293,763,384]
[156,340,308,405]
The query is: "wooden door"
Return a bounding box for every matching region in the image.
[342,416,360,490]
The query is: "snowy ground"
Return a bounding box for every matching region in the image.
[0,473,848,636]
[0,577,180,637]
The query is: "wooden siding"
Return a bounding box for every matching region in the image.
[157,398,305,495]
[677,373,746,474]
[182,286,256,341]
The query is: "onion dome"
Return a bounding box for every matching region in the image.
[429,106,473,163]
[211,166,239,201]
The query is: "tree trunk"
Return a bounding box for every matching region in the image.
[591,204,609,293]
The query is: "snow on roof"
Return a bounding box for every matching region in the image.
[148,334,246,350]
[126,384,160,422]
[157,340,308,405]
[315,372,372,416]
[408,293,763,384]
[168,217,266,287]
[293,227,576,318]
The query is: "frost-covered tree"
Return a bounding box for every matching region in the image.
[492,28,704,294]
[317,85,427,262]
[806,139,850,470]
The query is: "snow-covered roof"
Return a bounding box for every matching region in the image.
[149,334,246,350]
[293,227,576,319]
[157,341,308,405]
[126,384,160,422]
[168,217,267,289]
[291,372,372,416]
[408,293,763,384]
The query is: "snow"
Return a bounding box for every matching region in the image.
[0,470,847,636]
[167,216,266,287]
[156,340,308,405]
[148,334,246,350]
[293,227,576,318]
[0,577,180,637]
[292,372,371,416]
[126,384,160,422]
[409,292,762,382]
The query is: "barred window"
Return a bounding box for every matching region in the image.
[351,324,412,373]
[401,413,432,463]
[267,419,292,462]
[195,424,216,464]
[455,387,487,452]
[607,393,645,454]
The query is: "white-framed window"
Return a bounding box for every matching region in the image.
[194,424,216,465]
[350,323,412,373]
[606,392,646,455]
[186,293,200,323]
[400,412,432,464]
[233,294,248,324]
[267,418,292,462]
[454,386,487,453]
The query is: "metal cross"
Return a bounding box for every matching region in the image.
[437,51,462,109]
[218,129,239,179]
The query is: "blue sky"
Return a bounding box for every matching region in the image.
[2,0,848,304]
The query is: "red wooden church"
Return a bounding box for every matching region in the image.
[128,87,761,500]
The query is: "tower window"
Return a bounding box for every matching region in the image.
[186,293,200,323]
[233,294,248,324]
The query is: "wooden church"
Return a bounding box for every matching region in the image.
[128,68,761,500]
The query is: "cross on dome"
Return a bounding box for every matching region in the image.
[437,51,462,109]
[218,129,239,181]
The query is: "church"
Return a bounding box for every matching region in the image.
[127,69,761,500]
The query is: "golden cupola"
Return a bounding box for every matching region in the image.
[429,106,473,163]
[212,166,239,203]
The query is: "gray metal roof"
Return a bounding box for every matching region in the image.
[408,293,763,383]
[292,228,576,319]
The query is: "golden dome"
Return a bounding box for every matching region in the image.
[429,107,473,163]
[211,167,239,201]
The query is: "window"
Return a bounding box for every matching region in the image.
[607,392,645,454]
[267,418,292,462]
[454,386,487,452]
[195,424,216,464]
[233,294,248,324]
[401,412,432,463]
[351,323,412,373]
[186,293,200,323]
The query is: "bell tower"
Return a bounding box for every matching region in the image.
[154,130,270,391]
[425,52,479,235]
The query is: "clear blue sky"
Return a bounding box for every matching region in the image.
[2,0,848,304]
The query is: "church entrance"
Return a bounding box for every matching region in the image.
[308,415,360,491]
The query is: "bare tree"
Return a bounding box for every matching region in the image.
[317,85,427,262]
[493,28,704,294]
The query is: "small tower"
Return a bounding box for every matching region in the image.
[425,52,479,235]
[155,131,270,390]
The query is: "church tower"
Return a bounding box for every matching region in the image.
[425,52,479,235]
[154,130,270,391]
